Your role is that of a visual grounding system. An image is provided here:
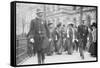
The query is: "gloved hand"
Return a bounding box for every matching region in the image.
[30,38,34,43]
[87,37,89,41]
[67,34,69,38]
[76,39,78,42]
[49,38,52,42]
[72,39,75,42]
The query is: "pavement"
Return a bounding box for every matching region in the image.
[18,51,96,65]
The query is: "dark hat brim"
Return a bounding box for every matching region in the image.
[36,11,44,14]
[91,23,97,28]
[68,23,73,27]
[48,23,53,26]
[57,23,61,27]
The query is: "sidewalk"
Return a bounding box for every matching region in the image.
[19,51,96,65]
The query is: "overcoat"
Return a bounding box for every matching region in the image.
[27,17,50,53]
[67,27,73,54]
[78,24,89,48]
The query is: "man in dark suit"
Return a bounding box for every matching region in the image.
[27,9,51,64]
[78,20,89,59]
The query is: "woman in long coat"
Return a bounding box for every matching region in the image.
[67,24,74,55]
[89,23,97,57]
[46,23,55,56]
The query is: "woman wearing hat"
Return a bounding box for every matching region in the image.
[89,23,97,57]
[67,23,74,55]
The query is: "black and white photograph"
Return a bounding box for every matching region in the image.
[11,1,97,67]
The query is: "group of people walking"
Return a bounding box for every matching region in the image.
[26,9,97,64]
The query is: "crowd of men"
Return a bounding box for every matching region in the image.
[26,9,97,64]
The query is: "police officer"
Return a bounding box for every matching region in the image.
[78,20,89,59]
[27,9,51,64]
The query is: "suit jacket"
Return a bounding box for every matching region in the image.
[78,24,89,40]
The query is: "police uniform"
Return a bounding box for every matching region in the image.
[27,17,50,53]
[78,24,89,59]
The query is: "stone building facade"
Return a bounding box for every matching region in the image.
[45,5,96,28]
[16,3,96,35]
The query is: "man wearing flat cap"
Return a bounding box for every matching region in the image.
[27,9,51,64]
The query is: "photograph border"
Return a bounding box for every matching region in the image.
[10,1,98,67]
